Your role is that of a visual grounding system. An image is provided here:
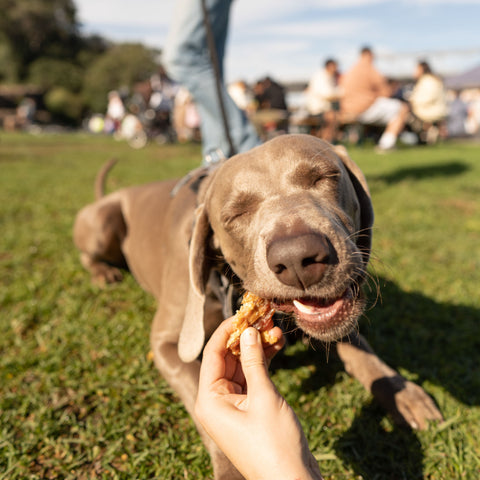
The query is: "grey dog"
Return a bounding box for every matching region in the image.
[74,134,442,479]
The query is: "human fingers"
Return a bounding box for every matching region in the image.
[196,318,245,427]
[239,327,277,398]
[263,326,285,364]
[199,317,238,389]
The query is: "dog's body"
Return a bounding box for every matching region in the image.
[74,135,442,479]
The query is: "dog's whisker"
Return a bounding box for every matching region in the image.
[346,226,373,243]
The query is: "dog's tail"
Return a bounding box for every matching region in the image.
[95,158,118,200]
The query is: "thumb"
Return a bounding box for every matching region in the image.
[240,327,273,394]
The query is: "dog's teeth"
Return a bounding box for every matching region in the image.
[293,300,317,314]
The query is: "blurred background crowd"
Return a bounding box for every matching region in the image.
[1,0,479,150]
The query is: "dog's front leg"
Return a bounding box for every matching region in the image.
[336,333,443,430]
[150,309,244,480]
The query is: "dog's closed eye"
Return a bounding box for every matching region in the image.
[292,162,341,189]
[221,192,262,226]
[313,171,341,188]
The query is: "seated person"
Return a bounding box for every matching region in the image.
[447,90,470,138]
[407,61,448,143]
[340,46,409,151]
[251,76,289,138]
[304,58,342,142]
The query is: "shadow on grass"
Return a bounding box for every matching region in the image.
[272,276,480,479]
[370,160,470,184]
[366,278,480,406]
[334,402,424,479]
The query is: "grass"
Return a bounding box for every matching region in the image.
[1,131,479,479]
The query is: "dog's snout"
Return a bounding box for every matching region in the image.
[266,233,331,289]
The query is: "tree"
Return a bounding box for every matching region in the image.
[0,0,82,80]
[83,43,160,113]
[28,58,84,92]
[0,1,161,124]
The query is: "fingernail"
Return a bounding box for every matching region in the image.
[241,328,259,346]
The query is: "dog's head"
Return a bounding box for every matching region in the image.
[179,134,374,362]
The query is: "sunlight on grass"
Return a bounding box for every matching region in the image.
[1,132,479,479]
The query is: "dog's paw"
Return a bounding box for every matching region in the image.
[92,265,124,286]
[392,379,444,430]
[371,375,443,430]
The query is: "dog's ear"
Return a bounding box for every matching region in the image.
[178,203,212,363]
[333,145,374,263]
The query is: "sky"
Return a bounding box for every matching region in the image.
[75,0,480,84]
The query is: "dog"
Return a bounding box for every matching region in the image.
[74,134,442,479]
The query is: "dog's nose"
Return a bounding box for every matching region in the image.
[266,233,331,289]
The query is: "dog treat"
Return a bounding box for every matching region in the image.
[226,292,277,355]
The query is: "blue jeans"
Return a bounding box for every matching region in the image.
[163,0,261,163]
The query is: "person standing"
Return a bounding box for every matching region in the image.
[163,0,261,165]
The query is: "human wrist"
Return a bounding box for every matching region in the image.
[279,449,323,480]
[248,453,322,480]
[254,467,323,480]
[282,461,323,480]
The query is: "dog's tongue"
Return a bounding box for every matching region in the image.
[292,293,349,322]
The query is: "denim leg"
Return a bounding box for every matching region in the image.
[163,0,261,163]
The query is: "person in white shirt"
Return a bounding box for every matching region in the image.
[407,60,448,143]
[304,59,342,142]
[409,61,448,124]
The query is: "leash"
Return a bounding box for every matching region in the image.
[209,270,242,319]
[200,0,236,158]
[169,164,213,198]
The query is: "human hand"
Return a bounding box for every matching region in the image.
[195,318,323,480]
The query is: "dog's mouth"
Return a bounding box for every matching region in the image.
[272,286,361,341]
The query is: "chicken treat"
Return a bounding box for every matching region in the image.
[226,292,278,355]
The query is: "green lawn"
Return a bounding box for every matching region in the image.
[1,132,479,479]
